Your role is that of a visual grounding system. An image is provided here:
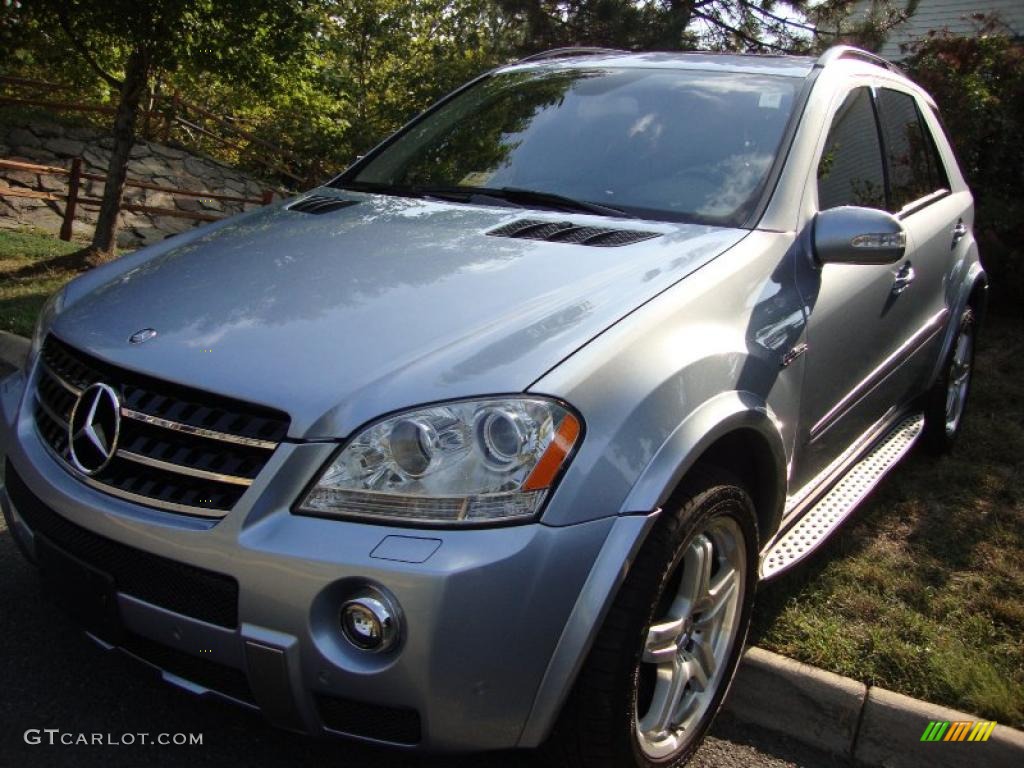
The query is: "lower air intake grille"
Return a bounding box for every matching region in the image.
[6,462,239,628]
[315,693,422,745]
[487,218,659,247]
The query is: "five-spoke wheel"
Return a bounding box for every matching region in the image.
[635,518,745,758]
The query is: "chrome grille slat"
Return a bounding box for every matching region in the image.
[117,449,254,487]
[120,408,279,450]
[34,392,69,430]
[32,336,289,519]
[39,360,83,396]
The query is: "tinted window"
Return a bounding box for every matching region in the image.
[817,88,886,211]
[345,68,798,225]
[876,89,947,211]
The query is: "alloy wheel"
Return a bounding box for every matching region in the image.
[634,515,746,759]
[945,322,974,437]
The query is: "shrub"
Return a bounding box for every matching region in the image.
[903,22,1024,312]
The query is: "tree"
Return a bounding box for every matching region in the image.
[9,0,314,262]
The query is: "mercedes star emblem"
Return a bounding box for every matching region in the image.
[68,382,121,475]
[129,328,158,344]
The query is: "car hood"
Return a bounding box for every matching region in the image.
[53,190,746,438]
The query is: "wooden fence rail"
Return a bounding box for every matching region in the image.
[0,157,274,241]
[0,75,309,186]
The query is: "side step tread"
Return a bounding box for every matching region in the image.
[760,414,925,579]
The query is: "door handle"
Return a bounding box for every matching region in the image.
[952,220,968,248]
[892,262,915,295]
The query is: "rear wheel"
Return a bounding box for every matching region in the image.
[923,308,976,454]
[546,468,758,768]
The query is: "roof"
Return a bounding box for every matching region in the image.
[501,51,817,79]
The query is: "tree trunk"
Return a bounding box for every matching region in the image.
[89,47,150,261]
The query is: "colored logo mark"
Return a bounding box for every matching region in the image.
[920,721,997,742]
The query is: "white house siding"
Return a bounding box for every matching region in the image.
[853,0,1024,60]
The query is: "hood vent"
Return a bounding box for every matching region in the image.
[287,195,359,215]
[487,219,659,247]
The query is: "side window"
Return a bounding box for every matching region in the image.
[920,109,951,193]
[817,88,886,211]
[876,88,947,211]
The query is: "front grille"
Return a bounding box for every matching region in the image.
[6,461,240,628]
[315,693,422,745]
[33,335,289,518]
[121,631,254,704]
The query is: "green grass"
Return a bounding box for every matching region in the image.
[0,228,87,336]
[1,228,1020,726]
[752,316,1024,727]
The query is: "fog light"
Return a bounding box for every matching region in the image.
[340,593,400,652]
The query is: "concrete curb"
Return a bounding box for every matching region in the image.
[725,646,1024,767]
[0,331,28,370]
[0,332,1019,765]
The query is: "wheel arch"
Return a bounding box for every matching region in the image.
[621,390,788,546]
[517,392,788,748]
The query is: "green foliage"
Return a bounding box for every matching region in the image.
[903,26,1024,310]
[2,1,841,187]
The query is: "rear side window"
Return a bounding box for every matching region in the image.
[875,88,949,211]
[817,88,886,211]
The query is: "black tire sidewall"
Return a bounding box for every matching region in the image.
[622,482,760,767]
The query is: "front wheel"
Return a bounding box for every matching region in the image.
[546,468,758,768]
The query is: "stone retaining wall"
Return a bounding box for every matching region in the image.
[0,120,279,248]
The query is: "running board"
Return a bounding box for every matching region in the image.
[760,414,925,579]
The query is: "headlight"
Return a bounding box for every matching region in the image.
[26,288,65,372]
[296,397,582,526]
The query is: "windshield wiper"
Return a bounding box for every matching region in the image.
[468,187,632,219]
[339,182,635,220]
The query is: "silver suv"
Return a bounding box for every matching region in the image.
[1,46,984,766]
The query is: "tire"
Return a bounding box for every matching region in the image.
[922,308,976,455]
[545,466,759,768]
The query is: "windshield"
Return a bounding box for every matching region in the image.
[339,67,799,226]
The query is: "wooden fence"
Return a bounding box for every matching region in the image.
[0,75,314,187]
[0,157,274,241]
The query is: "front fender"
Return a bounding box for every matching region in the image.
[620,390,787,520]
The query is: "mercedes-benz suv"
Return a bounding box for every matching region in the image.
[0,46,984,767]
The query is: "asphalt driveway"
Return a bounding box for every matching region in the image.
[0,512,852,768]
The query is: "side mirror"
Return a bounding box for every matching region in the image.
[813,206,906,265]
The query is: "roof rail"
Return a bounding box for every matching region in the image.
[816,45,903,74]
[515,47,630,64]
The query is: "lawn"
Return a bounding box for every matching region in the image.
[0,228,87,336]
[1,226,1021,728]
[751,314,1024,728]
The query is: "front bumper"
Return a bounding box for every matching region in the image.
[0,369,643,751]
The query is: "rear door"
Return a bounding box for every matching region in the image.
[872,87,963,392]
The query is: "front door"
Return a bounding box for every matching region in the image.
[791,85,926,491]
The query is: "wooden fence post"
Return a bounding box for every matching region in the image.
[261,190,274,206]
[60,157,82,242]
